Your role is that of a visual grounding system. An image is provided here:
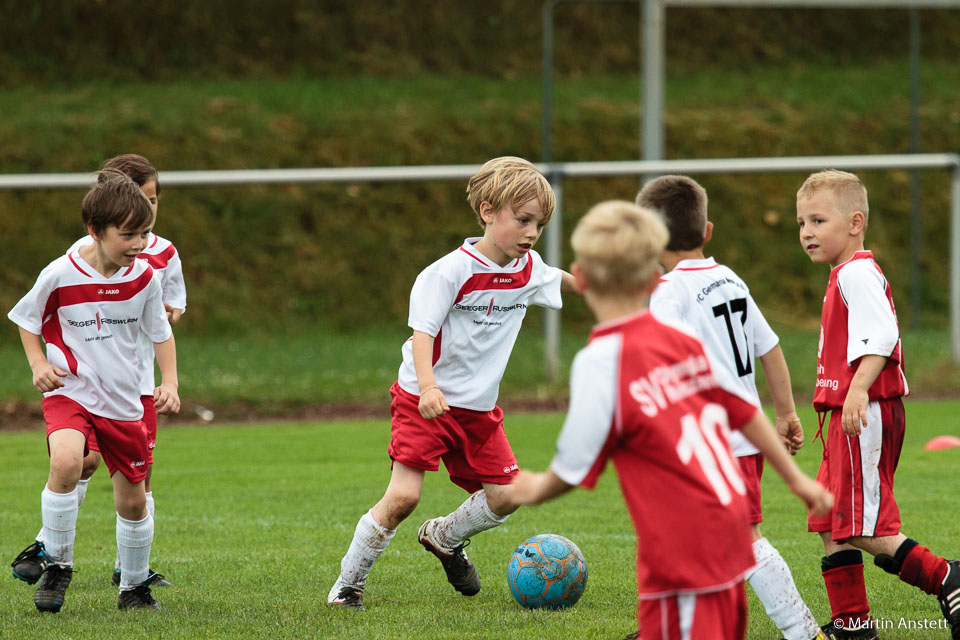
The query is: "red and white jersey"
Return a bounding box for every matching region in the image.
[814,250,907,411]
[550,310,758,597]
[397,238,563,411]
[69,233,186,394]
[650,257,778,457]
[8,252,171,421]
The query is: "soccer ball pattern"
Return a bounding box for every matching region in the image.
[507,533,587,609]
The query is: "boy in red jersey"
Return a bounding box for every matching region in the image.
[326,157,577,609]
[512,200,832,640]
[797,169,960,639]
[8,171,180,612]
[11,154,184,588]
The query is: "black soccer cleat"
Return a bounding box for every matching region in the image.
[34,564,73,613]
[939,560,960,639]
[326,585,364,609]
[11,541,49,585]
[118,582,161,610]
[418,518,480,596]
[819,620,880,640]
[113,567,172,587]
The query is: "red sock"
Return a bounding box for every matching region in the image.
[900,544,949,596]
[822,563,870,625]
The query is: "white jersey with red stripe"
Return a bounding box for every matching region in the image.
[550,310,757,597]
[814,250,908,411]
[69,233,186,394]
[8,252,171,421]
[397,237,563,411]
[650,257,778,457]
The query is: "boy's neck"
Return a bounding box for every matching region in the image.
[830,239,867,269]
[78,242,121,278]
[585,291,650,325]
[660,248,706,273]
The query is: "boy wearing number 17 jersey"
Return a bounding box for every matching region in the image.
[511,201,832,640]
[638,175,825,640]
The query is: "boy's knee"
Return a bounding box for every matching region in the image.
[115,493,147,520]
[381,490,420,524]
[49,451,83,486]
[80,452,102,479]
[484,485,519,517]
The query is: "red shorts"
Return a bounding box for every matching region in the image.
[736,454,764,525]
[86,396,157,464]
[387,382,519,493]
[807,398,905,541]
[638,581,747,640]
[43,395,150,484]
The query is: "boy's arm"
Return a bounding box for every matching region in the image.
[18,327,68,393]
[841,354,887,436]
[412,330,450,419]
[511,469,574,505]
[739,411,833,517]
[164,304,183,327]
[758,344,803,455]
[560,270,577,293]
[153,335,180,414]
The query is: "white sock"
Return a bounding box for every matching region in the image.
[329,510,396,598]
[746,537,819,640]
[76,477,91,507]
[433,491,508,549]
[35,526,44,544]
[41,485,79,566]
[116,513,153,590]
[145,491,155,519]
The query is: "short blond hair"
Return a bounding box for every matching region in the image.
[797,169,869,221]
[571,200,669,296]
[466,156,556,227]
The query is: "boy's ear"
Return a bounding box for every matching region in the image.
[478,201,497,225]
[646,267,663,296]
[703,221,713,243]
[850,210,866,235]
[86,223,100,240]
[570,262,590,295]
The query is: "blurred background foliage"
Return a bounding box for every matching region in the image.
[0,2,958,336]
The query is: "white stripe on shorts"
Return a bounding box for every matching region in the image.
[857,401,884,536]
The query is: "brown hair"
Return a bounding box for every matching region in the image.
[100,154,160,195]
[82,169,154,235]
[797,169,869,221]
[635,175,707,252]
[571,200,668,296]
[466,156,556,227]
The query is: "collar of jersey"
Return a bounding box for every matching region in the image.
[674,257,717,271]
[460,237,527,271]
[831,249,874,274]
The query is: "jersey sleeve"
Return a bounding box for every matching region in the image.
[407,263,459,337]
[140,271,173,344]
[161,248,188,312]
[549,334,619,488]
[649,278,685,326]
[839,261,900,364]
[526,253,563,310]
[7,262,58,335]
[747,295,779,357]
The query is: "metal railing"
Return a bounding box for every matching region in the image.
[3,152,959,373]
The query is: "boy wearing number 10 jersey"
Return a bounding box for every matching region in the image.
[511,201,832,640]
[638,175,826,640]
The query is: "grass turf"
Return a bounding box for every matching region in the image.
[2,401,960,638]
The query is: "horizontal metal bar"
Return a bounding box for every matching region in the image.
[0,154,956,191]
[664,0,960,7]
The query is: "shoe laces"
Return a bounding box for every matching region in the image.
[12,542,45,565]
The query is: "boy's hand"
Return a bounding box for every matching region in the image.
[164,304,182,327]
[790,475,834,518]
[418,387,449,419]
[841,387,869,436]
[154,382,181,415]
[775,413,804,455]
[31,362,68,393]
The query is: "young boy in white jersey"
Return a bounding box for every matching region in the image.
[7,171,180,612]
[637,175,825,640]
[11,154,185,589]
[327,156,576,608]
[510,200,832,640]
[797,170,960,640]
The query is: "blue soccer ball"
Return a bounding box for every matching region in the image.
[507,533,587,609]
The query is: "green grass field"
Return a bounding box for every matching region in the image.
[2,401,959,639]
